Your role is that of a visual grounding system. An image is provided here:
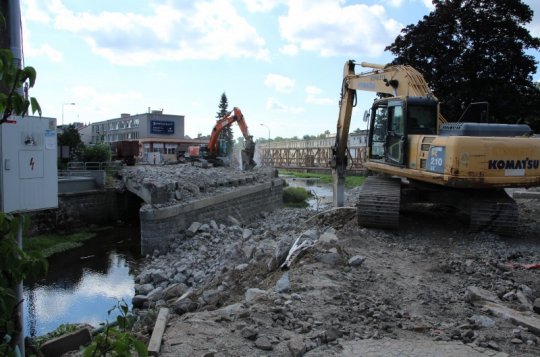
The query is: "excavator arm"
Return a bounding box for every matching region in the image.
[349,61,446,126]
[207,107,256,170]
[331,61,356,206]
[331,60,446,206]
[208,107,242,156]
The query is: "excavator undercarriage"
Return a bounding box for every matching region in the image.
[357,175,519,235]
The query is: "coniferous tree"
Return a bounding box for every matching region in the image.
[216,92,234,156]
[386,0,540,130]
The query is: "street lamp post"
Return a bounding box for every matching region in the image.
[62,102,76,126]
[260,123,270,165]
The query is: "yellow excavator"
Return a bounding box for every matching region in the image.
[331,60,540,234]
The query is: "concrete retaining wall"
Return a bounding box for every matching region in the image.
[28,189,141,234]
[140,179,284,255]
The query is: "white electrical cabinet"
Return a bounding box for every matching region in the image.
[0,116,58,213]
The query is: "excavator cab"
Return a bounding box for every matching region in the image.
[367,96,438,167]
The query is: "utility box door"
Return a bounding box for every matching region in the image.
[0,116,58,213]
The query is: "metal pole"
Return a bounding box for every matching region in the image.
[16,214,25,356]
[62,102,75,126]
[8,0,22,68]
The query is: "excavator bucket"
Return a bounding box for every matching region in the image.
[241,136,257,170]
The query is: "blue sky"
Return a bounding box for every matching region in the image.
[21,0,540,141]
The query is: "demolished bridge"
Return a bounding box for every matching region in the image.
[120,165,284,255]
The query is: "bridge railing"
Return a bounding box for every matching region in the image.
[66,161,123,173]
[60,162,124,188]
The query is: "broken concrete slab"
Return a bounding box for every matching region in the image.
[466,286,540,336]
[40,327,92,357]
[476,300,540,336]
[465,286,501,304]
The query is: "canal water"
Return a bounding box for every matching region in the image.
[22,179,332,337]
[23,224,141,337]
[282,176,334,210]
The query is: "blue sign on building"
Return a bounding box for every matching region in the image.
[151,120,175,135]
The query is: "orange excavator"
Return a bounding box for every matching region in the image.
[187,107,257,170]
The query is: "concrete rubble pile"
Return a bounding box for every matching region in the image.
[120,165,277,205]
[130,196,540,357]
[132,208,312,312]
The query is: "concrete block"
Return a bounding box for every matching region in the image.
[513,191,540,199]
[40,327,92,357]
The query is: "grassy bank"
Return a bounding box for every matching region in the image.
[24,231,96,258]
[283,187,312,208]
[279,170,365,188]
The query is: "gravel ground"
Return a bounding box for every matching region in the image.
[127,183,540,357]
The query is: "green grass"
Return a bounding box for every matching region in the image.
[279,170,365,188]
[24,231,96,258]
[283,187,312,208]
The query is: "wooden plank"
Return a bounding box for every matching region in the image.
[148,307,170,356]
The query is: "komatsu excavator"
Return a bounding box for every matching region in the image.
[331,60,540,234]
[188,107,257,170]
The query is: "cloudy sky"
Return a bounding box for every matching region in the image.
[20,0,540,140]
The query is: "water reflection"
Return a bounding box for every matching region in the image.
[24,225,141,337]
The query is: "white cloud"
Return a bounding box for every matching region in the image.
[305,85,334,105]
[26,43,63,62]
[383,0,405,7]
[422,0,435,10]
[306,95,334,105]
[37,0,269,65]
[69,85,144,119]
[243,0,283,13]
[266,97,303,113]
[264,74,295,93]
[25,0,51,24]
[278,1,403,58]
[305,85,322,95]
[280,43,299,56]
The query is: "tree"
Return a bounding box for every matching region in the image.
[81,143,111,163]
[386,0,540,129]
[58,124,84,161]
[215,92,234,156]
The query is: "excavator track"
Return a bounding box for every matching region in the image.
[469,190,518,236]
[357,176,401,229]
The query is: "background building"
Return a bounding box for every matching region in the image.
[90,109,191,162]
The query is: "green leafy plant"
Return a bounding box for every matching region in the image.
[83,300,147,357]
[0,49,41,122]
[81,144,112,163]
[0,213,47,355]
